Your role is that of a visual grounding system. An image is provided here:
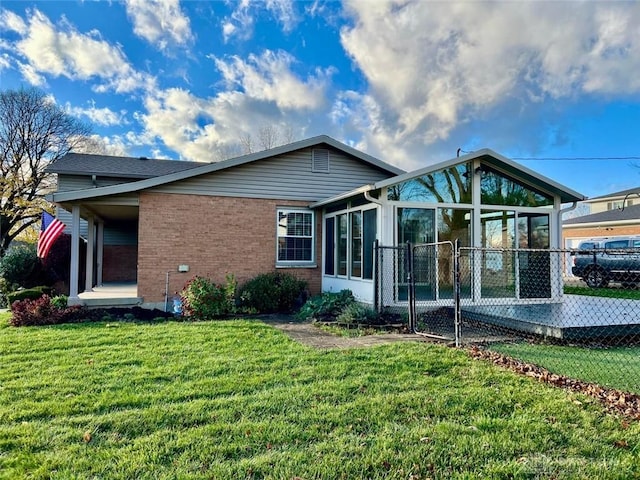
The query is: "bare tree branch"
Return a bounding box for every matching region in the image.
[0,87,91,256]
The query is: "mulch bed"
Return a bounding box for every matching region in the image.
[468,345,640,421]
[78,306,176,322]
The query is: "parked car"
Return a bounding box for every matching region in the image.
[572,237,640,288]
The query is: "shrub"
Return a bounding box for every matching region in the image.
[9,295,83,327]
[0,244,42,289]
[297,290,356,322]
[50,295,68,309]
[0,277,9,308]
[336,302,379,325]
[239,272,307,314]
[7,286,53,305]
[180,274,237,319]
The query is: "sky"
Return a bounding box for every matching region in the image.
[1,0,640,200]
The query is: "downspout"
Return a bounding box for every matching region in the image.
[559,202,579,283]
[559,202,578,249]
[363,186,381,205]
[164,271,170,312]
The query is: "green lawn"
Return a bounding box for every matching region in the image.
[565,285,640,300]
[1,312,639,479]
[490,342,640,394]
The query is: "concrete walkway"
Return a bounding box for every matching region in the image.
[260,316,436,349]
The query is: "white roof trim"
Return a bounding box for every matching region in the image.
[373,148,584,204]
[309,185,375,209]
[310,148,585,208]
[52,135,404,203]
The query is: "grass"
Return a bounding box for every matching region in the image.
[490,342,640,394]
[1,311,640,479]
[565,285,640,300]
[318,323,380,337]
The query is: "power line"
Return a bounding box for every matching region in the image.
[512,156,640,161]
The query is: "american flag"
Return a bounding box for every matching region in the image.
[37,211,65,258]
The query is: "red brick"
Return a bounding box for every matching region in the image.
[137,192,322,303]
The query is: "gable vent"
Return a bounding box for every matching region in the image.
[312,148,330,173]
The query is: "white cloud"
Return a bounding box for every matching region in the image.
[0,9,27,34]
[138,82,325,162]
[0,8,155,93]
[66,102,127,127]
[74,134,129,156]
[338,0,640,163]
[213,50,334,110]
[222,0,297,42]
[124,0,193,52]
[17,61,47,87]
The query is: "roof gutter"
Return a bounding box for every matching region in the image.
[309,184,376,209]
[363,189,382,205]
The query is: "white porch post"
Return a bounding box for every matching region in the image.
[472,160,483,302]
[85,215,95,292]
[96,220,104,287]
[69,205,81,299]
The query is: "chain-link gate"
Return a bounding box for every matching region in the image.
[373,241,409,326]
[408,241,459,343]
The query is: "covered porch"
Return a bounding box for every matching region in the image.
[77,282,142,308]
[55,194,140,307]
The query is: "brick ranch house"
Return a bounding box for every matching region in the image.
[47,135,584,310]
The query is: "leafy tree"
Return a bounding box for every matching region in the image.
[0,88,90,257]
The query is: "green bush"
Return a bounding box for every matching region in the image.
[7,286,53,305]
[238,272,307,313]
[180,274,237,319]
[0,277,9,308]
[297,290,356,322]
[50,295,68,309]
[0,244,41,289]
[336,302,379,325]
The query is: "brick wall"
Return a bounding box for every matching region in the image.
[138,192,322,304]
[103,245,138,282]
[564,225,640,245]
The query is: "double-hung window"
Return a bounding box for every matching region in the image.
[277,209,314,265]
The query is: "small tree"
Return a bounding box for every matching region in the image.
[0,88,91,257]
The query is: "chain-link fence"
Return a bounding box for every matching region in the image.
[374,243,409,326]
[375,242,640,394]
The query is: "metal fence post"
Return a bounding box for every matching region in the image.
[454,238,461,347]
[406,241,415,332]
[373,239,380,313]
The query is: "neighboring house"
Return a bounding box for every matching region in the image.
[47,135,584,309]
[563,187,640,248]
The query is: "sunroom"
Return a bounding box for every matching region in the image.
[312,149,584,307]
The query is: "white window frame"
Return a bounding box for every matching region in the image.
[324,204,377,281]
[276,208,316,267]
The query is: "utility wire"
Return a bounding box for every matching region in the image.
[513,156,640,161]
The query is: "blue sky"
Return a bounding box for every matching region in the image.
[1,1,640,199]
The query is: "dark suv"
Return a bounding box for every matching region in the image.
[571,237,640,288]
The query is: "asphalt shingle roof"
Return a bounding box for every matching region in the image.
[45,153,205,179]
[564,203,640,225]
[586,186,640,201]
